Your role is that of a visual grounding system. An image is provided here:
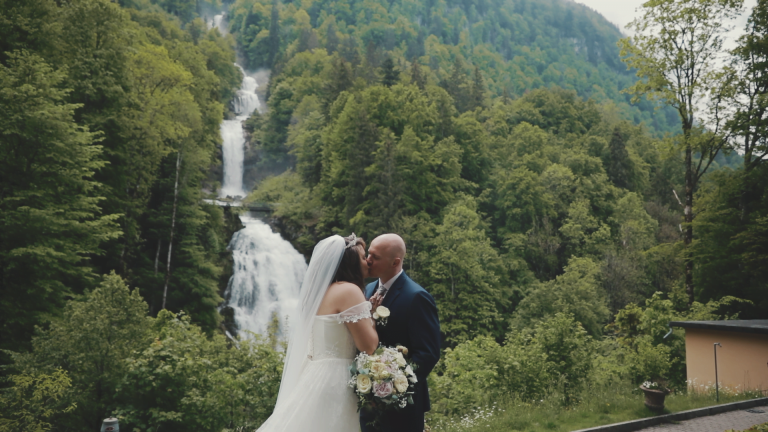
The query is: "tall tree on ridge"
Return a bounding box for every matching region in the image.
[268,0,280,67]
[410,59,427,90]
[380,56,400,87]
[618,0,742,305]
[468,66,486,111]
[728,0,768,220]
[607,125,633,190]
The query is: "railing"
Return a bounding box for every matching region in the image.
[202,199,274,213]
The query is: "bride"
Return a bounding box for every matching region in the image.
[256,234,378,431]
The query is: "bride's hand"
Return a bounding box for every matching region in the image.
[370,293,383,310]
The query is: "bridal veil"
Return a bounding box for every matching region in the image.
[274,234,345,409]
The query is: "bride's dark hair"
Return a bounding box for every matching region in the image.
[333,234,366,290]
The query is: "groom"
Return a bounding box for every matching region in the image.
[361,234,441,432]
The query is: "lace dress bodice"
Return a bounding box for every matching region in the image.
[308,301,372,361]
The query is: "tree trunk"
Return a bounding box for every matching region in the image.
[162,150,182,310]
[154,238,161,275]
[684,135,694,306]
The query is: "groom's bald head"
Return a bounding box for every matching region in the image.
[367,234,406,280]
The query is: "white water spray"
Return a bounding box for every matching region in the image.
[223,215,307,338]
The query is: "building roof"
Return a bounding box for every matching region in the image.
[670,320,768,335]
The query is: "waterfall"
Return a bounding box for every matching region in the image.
[208,13,306,339]
[222,215,307,338]
[212,12,262,200]
[219,66,261,199]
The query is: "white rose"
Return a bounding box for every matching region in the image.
[372,312,380,320]
[370,362,390,380]
[356,374,372,394]
[405,365,417,383]
[376,306,390,318]
[395,352,407,367]
[394,374,409,393]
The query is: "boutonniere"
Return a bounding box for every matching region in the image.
[372,306,390,326]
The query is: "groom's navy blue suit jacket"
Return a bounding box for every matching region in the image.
[364,272,441,412]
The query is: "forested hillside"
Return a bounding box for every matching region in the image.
[0,0,243,355]
[228,0,681,136]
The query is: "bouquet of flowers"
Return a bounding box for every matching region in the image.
[349,344,418,422]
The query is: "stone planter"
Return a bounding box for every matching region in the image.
[640,385,670,412]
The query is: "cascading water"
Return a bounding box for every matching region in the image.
[219,65,261,199]
[208,13,307,339]
[223,215,307,338]
[212,12,262,200]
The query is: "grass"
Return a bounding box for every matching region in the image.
[427,384,765,432]
[727,423,768,432]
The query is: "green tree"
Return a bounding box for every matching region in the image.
[607,125,633,190]
[619,0,743,305]
[0,369,75,432]
[12,273,151,431]
[511,257,609,336]
[426,197,508,346]
[268,0,280,67]
[117,311,284,431]
[727,0,768,219]
[380,56,400,87]
[468,66,486,111]
[0,51,120,355]
[534,312,593,404]
[410,60,427,90]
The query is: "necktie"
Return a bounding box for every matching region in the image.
[376,283,388,299]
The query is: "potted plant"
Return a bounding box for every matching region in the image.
[627,336,674,412]
[640,380,671,412]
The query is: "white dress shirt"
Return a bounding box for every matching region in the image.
[376,269,403,301]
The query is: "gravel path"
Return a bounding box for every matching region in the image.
[636,405,768,432]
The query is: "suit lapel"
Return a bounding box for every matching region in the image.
[382,272,407,309]
[365,281,377,300]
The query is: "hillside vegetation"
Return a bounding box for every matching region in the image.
[229,0,681,135]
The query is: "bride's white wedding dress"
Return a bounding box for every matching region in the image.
[256,301,372,431]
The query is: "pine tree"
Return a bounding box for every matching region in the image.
[0,51,120,354]
[410,59,426,90]
[380,56,400,87]
[607,126,633,190]
[322,57,353,114]
[468,66,486,111]
[325,21,339,53]
[441,57,469,112]
[268,0,280,67]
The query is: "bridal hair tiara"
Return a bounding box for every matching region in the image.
[345,233,359,249]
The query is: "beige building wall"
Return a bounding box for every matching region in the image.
[684,328,768,394]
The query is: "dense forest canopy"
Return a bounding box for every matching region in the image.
[228,0,682,135]
[0,0,766,430]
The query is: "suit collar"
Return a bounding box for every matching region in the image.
[382,271,407,308]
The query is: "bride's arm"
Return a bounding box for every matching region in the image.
[332,283,378,354]
[347,318,378,355]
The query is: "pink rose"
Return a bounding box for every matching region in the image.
[373,381,393,398]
